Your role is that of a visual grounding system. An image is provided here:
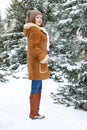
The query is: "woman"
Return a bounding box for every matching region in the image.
[23,9,50,119]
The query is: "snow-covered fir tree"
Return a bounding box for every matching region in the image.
[49,0,87,110]
[0,12,4,34]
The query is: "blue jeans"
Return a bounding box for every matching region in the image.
[31,80,42,94]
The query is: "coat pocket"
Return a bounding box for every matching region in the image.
[39,63,48,74]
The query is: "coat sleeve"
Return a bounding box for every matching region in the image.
[29,27,47,61]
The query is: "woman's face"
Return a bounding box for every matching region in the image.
[35,15,42,26]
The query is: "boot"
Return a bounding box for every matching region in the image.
[37,92,41,115]
[29,93,45,119]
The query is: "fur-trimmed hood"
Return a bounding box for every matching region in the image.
[24,23,50,51]
[24,23,40,30]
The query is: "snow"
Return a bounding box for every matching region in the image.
[61,62,81,71]
[53,10,60,16]
[58,18,72,26]
[63,0,77,7]
[0,68,87,130]
[70,9,81,15]
[0,0,11,19]
[77,27,87,43]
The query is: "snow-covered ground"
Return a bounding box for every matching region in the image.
[0,74,87,130]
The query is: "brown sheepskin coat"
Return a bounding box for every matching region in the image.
[23,23,50,80]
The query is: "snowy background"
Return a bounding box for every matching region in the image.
[0,0,11,19]
[0,0,87,129]
[0,68,87,130]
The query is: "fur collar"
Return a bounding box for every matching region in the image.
[24,23,50,51]
[24,23,46,35]
[24,23,39,30]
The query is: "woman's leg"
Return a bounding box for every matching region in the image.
[31,80,42,94]
[29,80,45,119]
